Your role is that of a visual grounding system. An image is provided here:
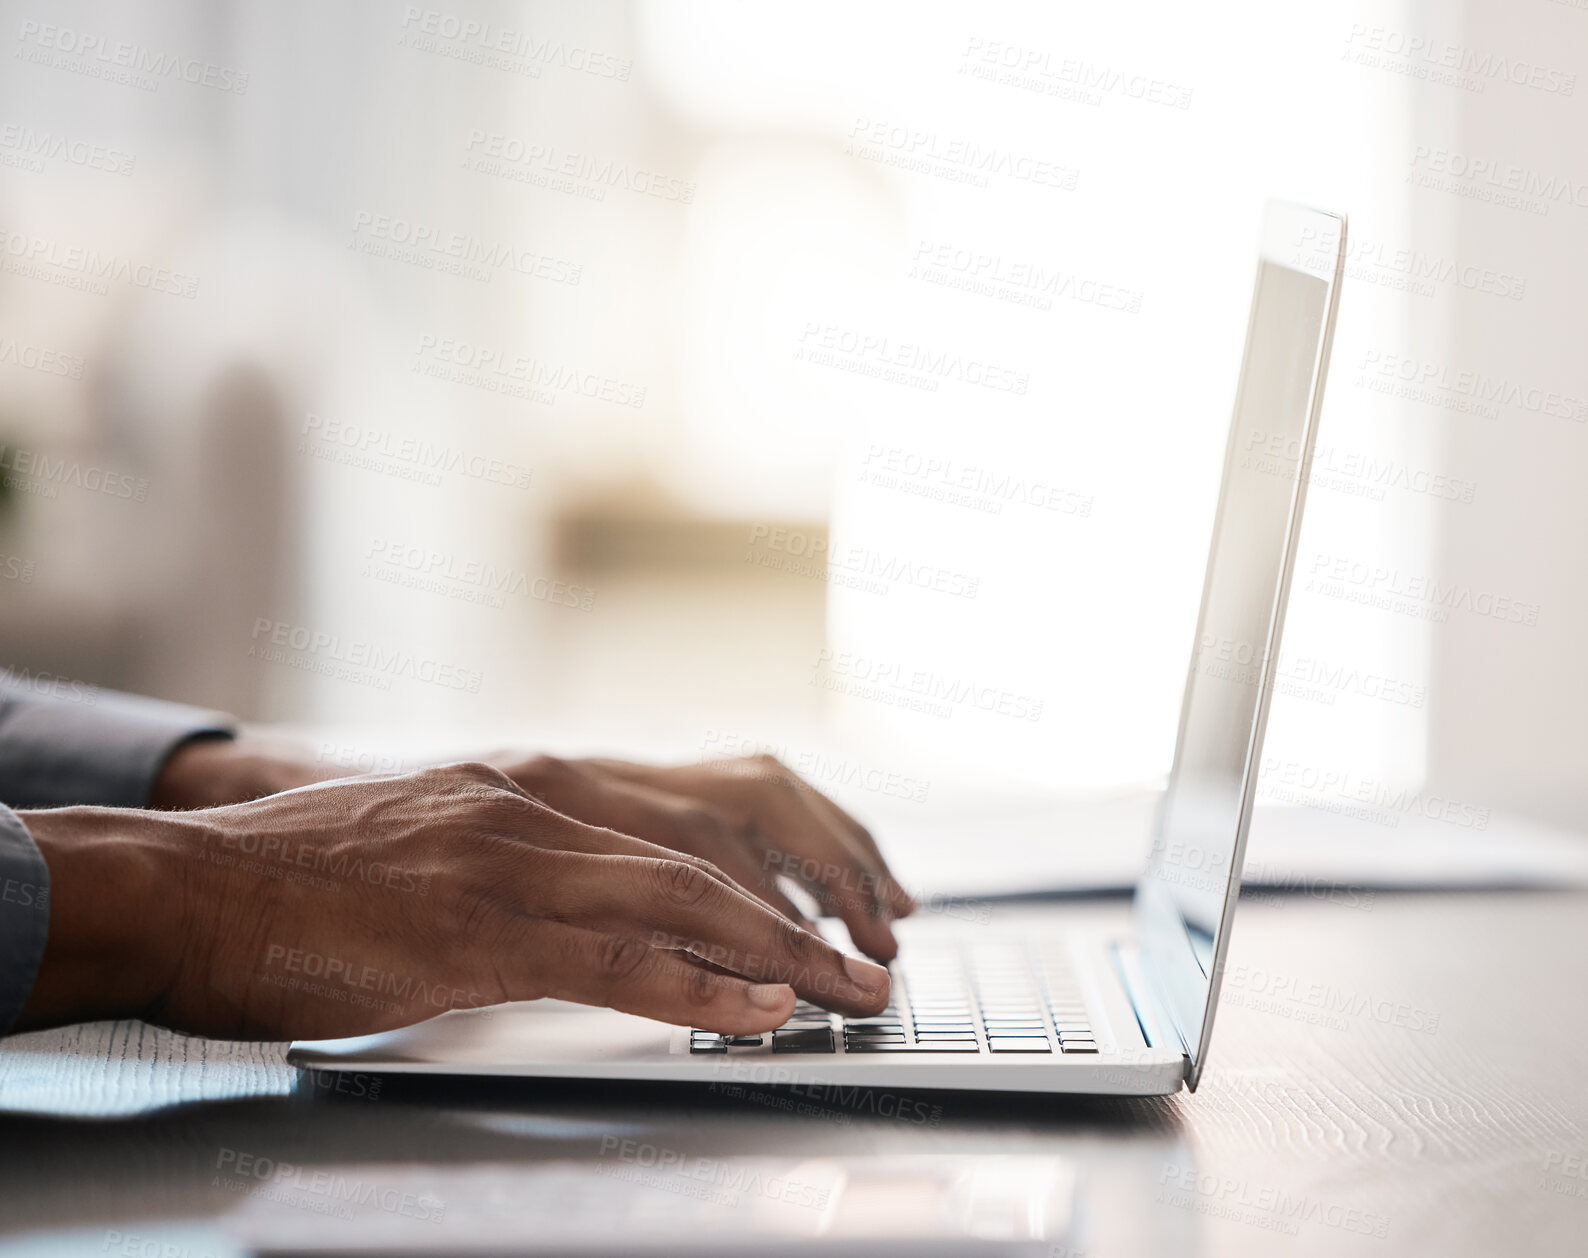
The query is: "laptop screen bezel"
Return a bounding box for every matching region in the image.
[1132,201,1347,1091]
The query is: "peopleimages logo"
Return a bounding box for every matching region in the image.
[596,1137,831,1211]
[1260,756,1490,830]
[0,337,85,378]
[213,1147,444,1223]
[15,20,250,93]
[348,211,582,285]
[909,238,1144,314]
[462,130,695,203]
[959,37,1194,109]
[1407,146,1588,213]
[363,538,596,612]
[859,444,1093,519]
[1220,963,1440,1035]
[412,334,646,408]
[398,7,631,80]
[812,649,1044,722]
[847,117,1080,191]
[1158,1162,1392,1238]
[248,617,484,693]
[1343,25,1575,96]
[797,322,1030,396]
[1306,553,1540,627]
[745,525,981,601]
[0,123,135,175]
[0,444,148,501]
[0,227,200,297]
[1357,351,1586,423]
[299,413,535,489]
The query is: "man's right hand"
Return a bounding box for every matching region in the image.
[17,763,890,1041]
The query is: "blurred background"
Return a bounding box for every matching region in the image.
[0,0,1582,848]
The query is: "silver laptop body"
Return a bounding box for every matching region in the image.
[290,202,1347,1097]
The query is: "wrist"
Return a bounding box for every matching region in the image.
[152,735,328,810]
[14,807,203,1030]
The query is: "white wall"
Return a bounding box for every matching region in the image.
[1422,0,1588,829]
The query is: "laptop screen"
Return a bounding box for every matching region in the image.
[1135,206,1343,1089]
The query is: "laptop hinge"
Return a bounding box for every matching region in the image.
[1109,939,1194,1085]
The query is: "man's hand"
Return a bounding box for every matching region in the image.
[496,754,917,962]
[152,739,917,963]
[18,763,891,1041]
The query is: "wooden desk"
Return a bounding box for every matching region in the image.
[2,891,1585,1256]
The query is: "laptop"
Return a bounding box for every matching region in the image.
[290,201,1347,1098]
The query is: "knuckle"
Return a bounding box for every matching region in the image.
[780,918,820,966]
[690,854,731,885]
[653,860,715,910]
[437,761,529,811]
[683,963,723,1008]
[444,760,519,790]
[596,933,652,982]
[521,753,576,788]
[751,752,793,782]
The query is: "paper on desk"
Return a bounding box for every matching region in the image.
[873,789,1588,901]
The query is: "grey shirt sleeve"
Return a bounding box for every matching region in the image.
[0,806,49,1035]
[0,673,236,809]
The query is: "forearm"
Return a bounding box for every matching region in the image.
[13,806,196,1031]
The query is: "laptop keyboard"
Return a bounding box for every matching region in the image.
[689,939,1098,1055]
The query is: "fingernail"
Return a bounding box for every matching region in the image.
[843,955,890,996]
[747,983,793,1010]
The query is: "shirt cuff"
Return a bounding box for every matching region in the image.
[0,682,235,809]
[0,806,49,1036]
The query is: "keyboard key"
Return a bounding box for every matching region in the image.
[689,1035,727,1054]
[1058,1040,1098,1054]
[772,1026,835,1054]
[725,1035,763,1047]
[844,1041,982,1053]
[988,1038,1053,1053]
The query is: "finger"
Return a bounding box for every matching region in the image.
[505,919,798,1035]
[487,786,773,907]
[590,757,902,962]
[801,790,917,917]
[649,807,813,927]
[719,765,903,962]
[526,764,814,927]
[532,851,890,1017]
